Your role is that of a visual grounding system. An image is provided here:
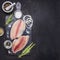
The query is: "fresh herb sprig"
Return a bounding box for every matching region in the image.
[18,42,36,58]
[6,14,13,25]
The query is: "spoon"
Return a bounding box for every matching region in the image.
[5,3,16,10]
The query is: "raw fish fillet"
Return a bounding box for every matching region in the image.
[12,36,29,53]
[10,20,26,40]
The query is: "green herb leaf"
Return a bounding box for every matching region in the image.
[6,14,13,25]
[22,42,33,54]
[18,42,35,58]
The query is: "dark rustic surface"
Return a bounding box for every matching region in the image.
[0,0,60,60]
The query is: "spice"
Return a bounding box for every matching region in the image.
[4,40,12,49]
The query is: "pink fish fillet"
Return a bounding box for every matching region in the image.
[12,36,29,53]
[10,20,26,40]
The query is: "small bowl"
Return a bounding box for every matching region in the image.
[2,1,13,13]
[4,40,12,49]
[0,27,4,36]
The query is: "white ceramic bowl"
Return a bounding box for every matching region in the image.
[4,40,12,49]
[2,1,13,13]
